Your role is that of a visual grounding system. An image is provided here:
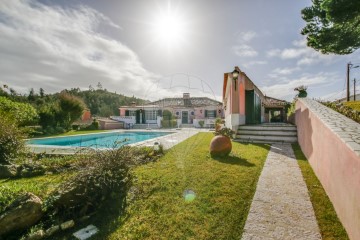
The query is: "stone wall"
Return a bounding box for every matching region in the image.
[295,98,360,240]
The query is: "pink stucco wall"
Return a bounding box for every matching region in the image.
[296,99,360,240]
[119,108,126,116]
[239,81,245,115]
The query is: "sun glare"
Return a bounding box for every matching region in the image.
[151,5,187,49]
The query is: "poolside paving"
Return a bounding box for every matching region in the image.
[241,144,321,240]
[132,128,205,149]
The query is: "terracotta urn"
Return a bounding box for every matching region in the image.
[209,135,232,157]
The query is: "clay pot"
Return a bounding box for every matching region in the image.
[209,135,232,157]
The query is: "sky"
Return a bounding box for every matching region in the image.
[1,0,360,102]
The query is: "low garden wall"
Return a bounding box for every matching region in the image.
[295,98,360,240]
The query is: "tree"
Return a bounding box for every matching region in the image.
[301,0,360,54]
[39,88,45,98]
[0,116,25,164]
[58,92,85,129]
[0,97,38,126]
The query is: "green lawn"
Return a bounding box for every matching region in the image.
[292,144,349,240]
[97,133,270,239]
[0,173,73,213]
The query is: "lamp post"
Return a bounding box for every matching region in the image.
[232,67,240,91]
[347,62,359,101]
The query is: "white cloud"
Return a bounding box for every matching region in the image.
[281,48,308,59]
[240,31,257,42]
[261,72,339,101]
[243,61,267,68]
[266,38,336,66]
[233,44,258,57]
[0,0,163,99]
[266,49,281,57]
[268,67,300,78]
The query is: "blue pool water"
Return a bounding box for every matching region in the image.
[27,131,173,149]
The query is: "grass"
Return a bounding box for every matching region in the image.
[95,133,270,239]
[0,172,73,213]
[343,100,360,111]
[292,144,349,240]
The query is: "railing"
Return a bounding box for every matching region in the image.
[110,116,135,124]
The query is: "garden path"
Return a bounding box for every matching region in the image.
[242,144,321,240]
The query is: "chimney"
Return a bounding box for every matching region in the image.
[183,93,190,99]
[131,101,136,107]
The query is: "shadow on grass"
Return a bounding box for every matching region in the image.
[211,155,255,167]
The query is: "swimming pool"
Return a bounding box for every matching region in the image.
[27,131,173,149]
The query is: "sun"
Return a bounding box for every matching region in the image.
[151,4,187,48]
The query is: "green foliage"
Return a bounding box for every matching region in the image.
[198,120,205,128]
[0,116,25,164]
[301,0,360,54]
[344,101,360,111]
[0,96,38,126]
[161,110,177,128]
[292,144,349,239]
[214,127,235,138]
[321,101,360,123]
[287,100,296,117]
[0,185,23,213]
[79,119,99,131]
[58,92,85,129]
[37,92,85,132]
[67,88,147,117]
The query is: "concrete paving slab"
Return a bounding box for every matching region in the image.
[242,144,321,240]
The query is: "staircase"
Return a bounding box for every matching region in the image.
[179,124,194,128]
[234,123,298,143]
[132,124,160,129]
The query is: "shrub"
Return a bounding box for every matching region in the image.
[161,119,177,128]
[161,110,177,128]
[321,101,360,123]
[0,116,25,164]
[0,96,38,126]
[44,147,136,222]
[198,120,205,128]
[79,119,99,131]
[214,127,235,138]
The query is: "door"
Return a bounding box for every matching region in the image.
[182,111,188,124]
[245,90,261,124]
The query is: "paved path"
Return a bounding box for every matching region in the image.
[242,144,322,240]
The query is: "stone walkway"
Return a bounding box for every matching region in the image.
[242,144,321,240]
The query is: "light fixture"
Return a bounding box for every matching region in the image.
[154,142,160,151]
[232,67,240,90]
[232,68,240,80]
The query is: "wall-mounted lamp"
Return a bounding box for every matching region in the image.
[232,67,240,90]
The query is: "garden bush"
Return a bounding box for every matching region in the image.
[0,116,25,164]
[321,101,360,123]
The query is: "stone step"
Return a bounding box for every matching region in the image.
[233,139,293,144]
[235,134,298,143]
[132,124,159,129]
[238,125,297,131]
[179,124,195,128]
[237,130,297,136]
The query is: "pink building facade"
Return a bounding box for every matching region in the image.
[118,93,223,128]
[223,66,288,130]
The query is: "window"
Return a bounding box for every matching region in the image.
[129,110,136,116]
[205,110,216,118]
[145,110,157,120]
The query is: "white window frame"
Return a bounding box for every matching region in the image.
[145,110,157,120]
